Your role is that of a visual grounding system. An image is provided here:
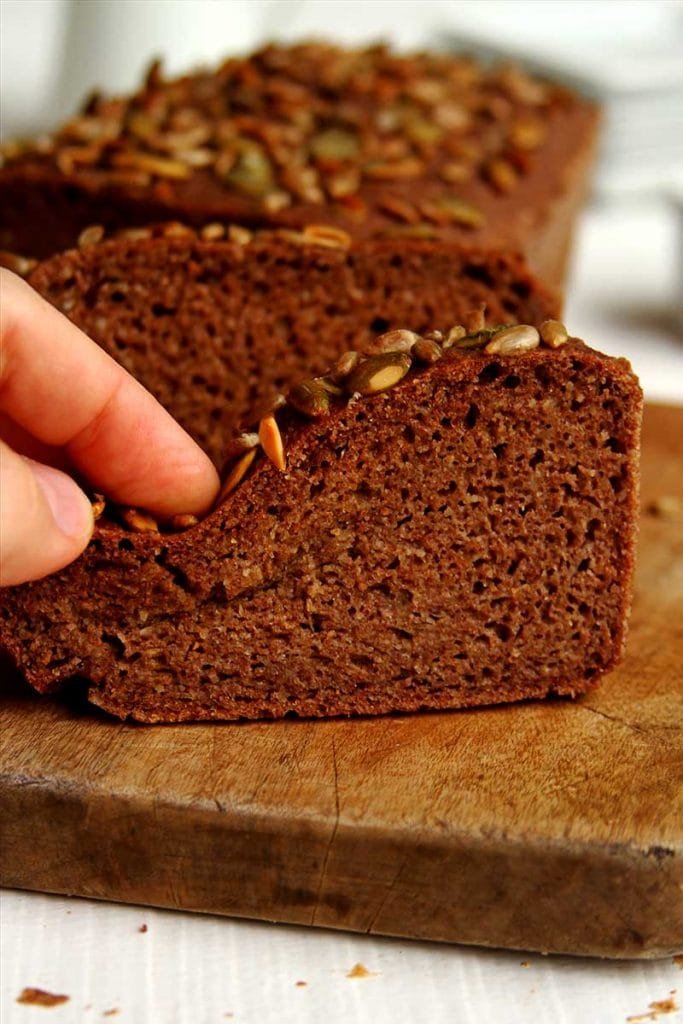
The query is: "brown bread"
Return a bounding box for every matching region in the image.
[0,325,642,723]
[0,43,599,286]
[14,225,560,466]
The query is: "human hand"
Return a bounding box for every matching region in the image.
[0,269,220,586]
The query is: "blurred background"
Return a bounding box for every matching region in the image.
[1,0,682,398]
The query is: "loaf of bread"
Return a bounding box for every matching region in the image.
[0,320,642,723]
[7,223,560,466]
[0,43,599,287]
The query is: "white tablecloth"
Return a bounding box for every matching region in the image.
[2,200,682,1024]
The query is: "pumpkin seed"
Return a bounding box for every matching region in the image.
[225,145,274,197]
[411,337,442,364]
[331,350,360,382]
[288,380,331,418]
[442,325,467,350]
[310,128,359,161]
[539,320,568,348]
[345,351,412,395]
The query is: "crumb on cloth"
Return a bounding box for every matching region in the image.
[626,992,678,1022]
[346,963,377,979]
[16,987,70,1007]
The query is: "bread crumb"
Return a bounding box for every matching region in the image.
[520,960,530,968]
[346,963,377,979]
[17,987,70,1007]
[138,923,148,933]
[103,1011,120,1018]
[295,980,307,987]
[626,992,678,1022]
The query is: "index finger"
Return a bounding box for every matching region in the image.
[0,269,219,516]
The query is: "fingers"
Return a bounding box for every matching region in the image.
[0,270,219,516]
[0,440,94,586]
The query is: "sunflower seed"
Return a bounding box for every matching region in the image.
[112,152,191,179]
[326,169,361,199]
[227,225,252,245]
[419,197,485,228]
[262,190,292,213]
[376,194,420,224]
[485,158,518,193]
[169,513,199,530]
[484,324,540,354]
[364,158,425,180]
[0,251,37,277]
[200,222,226,241]
[438,161,472,185]
[372,329,422,354]
[302,224,352,249]
[509,118,546,151]
[77,224,105,248]
[118,226,153,240]
[91,493,106,520]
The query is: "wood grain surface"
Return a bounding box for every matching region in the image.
[1,404,681,959]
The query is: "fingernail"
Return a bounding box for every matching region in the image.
[29,462,93,539]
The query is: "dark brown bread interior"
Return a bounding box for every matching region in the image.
[0,43,599,287]
[26,231,559,466]
[0,340,642,723]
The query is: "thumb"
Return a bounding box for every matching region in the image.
[1,441,94,586]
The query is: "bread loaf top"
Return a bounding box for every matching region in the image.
[0,42,598,268]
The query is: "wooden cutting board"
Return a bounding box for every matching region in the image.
[1,404,682,959]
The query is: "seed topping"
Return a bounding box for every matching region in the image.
[368,329,421,354]
[120,508,160,533]
[77,224,105,248]
[331,350,360,382]
[2,43,564,221]
[411,337,442,364]
[287,379,331,418]
[345,351,412,395]
[215,447,259,506]
[169,513,200,530]
[0,251,38,277]
[484,324,540,354]
[539,319,569,348]
[259,414,287,472]
[90,493,106,520]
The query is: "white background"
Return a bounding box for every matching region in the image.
[1,3,682,1022]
